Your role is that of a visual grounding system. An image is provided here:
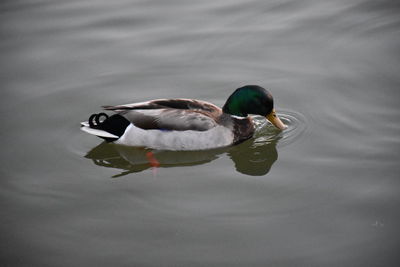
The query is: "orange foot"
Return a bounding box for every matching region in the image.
[146,151,160,168]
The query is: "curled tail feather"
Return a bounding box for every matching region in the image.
[81,113,130,142]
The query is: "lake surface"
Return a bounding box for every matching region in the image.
[1,0,399,266]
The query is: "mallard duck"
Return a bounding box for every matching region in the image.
[81,85,286,150]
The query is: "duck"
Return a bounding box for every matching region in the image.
[80,85,287,151]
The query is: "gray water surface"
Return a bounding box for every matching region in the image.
[1,0,400,266]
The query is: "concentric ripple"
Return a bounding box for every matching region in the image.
[253,109,308,147]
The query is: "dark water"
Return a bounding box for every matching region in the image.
[1,0,400,266]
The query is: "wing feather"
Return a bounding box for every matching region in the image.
[103,99,220,112]
[102,98,222,132]
[120,109,217,131]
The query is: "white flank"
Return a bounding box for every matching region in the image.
[81,126,119,139]
[115,124,234,151]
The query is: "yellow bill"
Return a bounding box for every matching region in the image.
[266,109,287,130]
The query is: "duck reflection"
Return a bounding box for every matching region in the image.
[85,135,280,177]
[228,137,279,176]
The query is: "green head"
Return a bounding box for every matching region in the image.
[222,85,287,130]
[222,85,274,116]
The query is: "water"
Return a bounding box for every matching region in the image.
[1,0,400,266]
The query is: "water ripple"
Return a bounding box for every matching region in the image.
[253,109,308,147]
